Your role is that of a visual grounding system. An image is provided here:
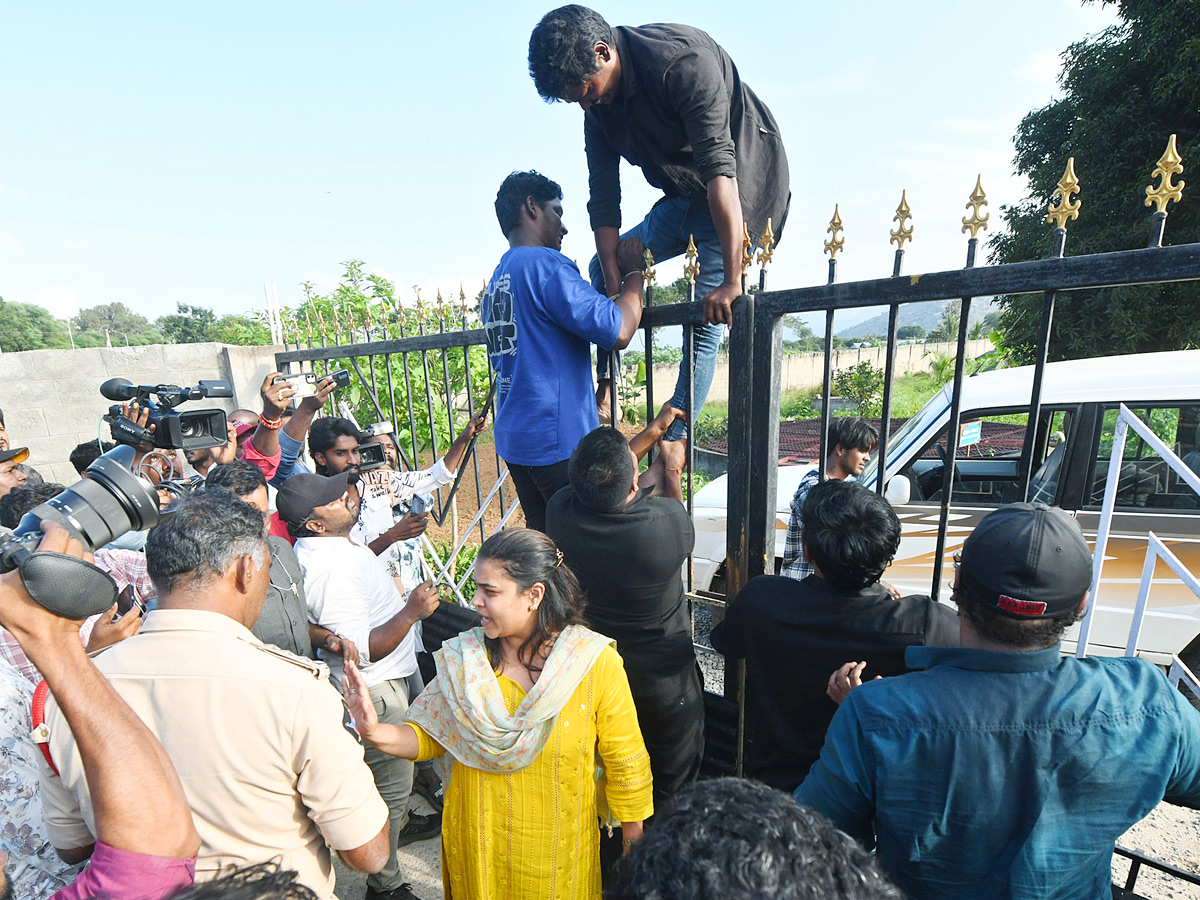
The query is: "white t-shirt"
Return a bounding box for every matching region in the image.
[294,535,419,688]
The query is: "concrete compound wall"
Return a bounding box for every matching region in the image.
[640,338,994,407]
[4,337,993,485]
[0,343,281,485]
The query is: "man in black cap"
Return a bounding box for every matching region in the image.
[795,502,1200,900]
[278,472,442,900]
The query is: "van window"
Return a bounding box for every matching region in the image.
[910,408,1073,505]
[1087,405,1200,510]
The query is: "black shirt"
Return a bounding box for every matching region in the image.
[584,24,791,243]
[546,486,695,688]
[710,574,959,792]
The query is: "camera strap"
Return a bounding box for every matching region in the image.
[30,679,59,775]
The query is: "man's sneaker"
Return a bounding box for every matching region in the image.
[395,811,441,848]
[412,766,444,812]
[364,884,421,900]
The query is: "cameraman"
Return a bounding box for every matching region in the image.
[309,412,488,595]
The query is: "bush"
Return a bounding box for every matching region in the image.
[832,361,885,416]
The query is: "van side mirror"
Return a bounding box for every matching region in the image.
[885,475,911,507]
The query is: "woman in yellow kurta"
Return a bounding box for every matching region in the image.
[342,527,654,900]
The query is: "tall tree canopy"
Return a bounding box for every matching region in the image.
[0,298,71,351]
[990,0,1199,363]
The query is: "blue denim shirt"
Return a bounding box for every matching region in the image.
[795,644,1200,900]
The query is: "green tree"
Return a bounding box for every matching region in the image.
[156,303,217,343]
[0,298,71,351]
[897,324,926,341]
[990,0,1200,363]
[212,313,272,346]
[72,302,162,346]
[293,260,489,452]
[927,302,961,343]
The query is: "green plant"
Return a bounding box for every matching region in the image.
[429,539,480,602]
[294,261,490,453]
[616,359,647,424]
[832,361,885,416]
[923,351,956,387]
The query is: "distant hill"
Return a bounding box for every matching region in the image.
[835,298,996,339]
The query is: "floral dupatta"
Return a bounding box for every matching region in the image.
[407,624,613,773]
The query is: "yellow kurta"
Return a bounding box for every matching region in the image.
[411,644,654,900]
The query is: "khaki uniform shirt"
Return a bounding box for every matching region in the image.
[37,609,387,900]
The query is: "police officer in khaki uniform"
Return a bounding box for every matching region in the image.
[37,491,390,900]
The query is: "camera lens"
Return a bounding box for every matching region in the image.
[14,444,160,550]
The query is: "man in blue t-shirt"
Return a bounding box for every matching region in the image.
[481,170,644,531]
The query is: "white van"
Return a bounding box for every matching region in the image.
[691,349,1200,664]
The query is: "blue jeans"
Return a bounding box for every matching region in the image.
[589,197,726,442]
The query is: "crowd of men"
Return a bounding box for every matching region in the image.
[1,5,1198,900]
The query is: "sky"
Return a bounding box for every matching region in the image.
[0,0,1121,341]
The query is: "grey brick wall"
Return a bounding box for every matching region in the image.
[0,343,280,485]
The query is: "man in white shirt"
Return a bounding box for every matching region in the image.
[307,414,486,594]
[279,472,442,900]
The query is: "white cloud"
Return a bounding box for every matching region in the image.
[16,285,80,320]
[0,184,26,199]
[0,232,20,249]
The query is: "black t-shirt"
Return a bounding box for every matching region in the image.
[546,486,695,688]
[710,574,959,793]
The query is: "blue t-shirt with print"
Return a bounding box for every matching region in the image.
[481,246,622,467]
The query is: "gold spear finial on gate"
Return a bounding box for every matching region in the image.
[740,222,753,276]
[757,218,775,267]
[823,205,845,258]
[642,247,657,286]
[1046,158,1082,230]
[684,234,700,285]
[962,176,989,238]
[889,190,914,249]
[1145,134,1185,213]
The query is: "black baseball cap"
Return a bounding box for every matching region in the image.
[276,472,349,526]
[0,448,29,465]
[959,502,1093,619]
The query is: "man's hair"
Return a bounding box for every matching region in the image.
[206,460,268,497]
[494,171,563,237]
[308,417,360,462]
[955,593,1084,649]
[168,863,317,899]
[608,778,903,900]
[0,483,65,529]
[0,408,5,427]
[528,5,614,102]
[146,490,267,596]
[568,427,634,510]
[69,440,115,475]
[829,416,879,454]
[802,479,900,591]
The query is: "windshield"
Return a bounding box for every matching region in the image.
[860,384,950,484]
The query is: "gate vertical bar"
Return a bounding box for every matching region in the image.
[819,205,845,479]
[878,191,913,492]
[930,176,988,603]
[747,220,778,581]
[1021,159,1079,498]
[724,227,755,776]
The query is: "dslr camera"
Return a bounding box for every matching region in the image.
[101,378,233,451]
[0,444,161,619]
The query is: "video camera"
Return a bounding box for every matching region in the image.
[0,444,161,619]
[101,378,233,452]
